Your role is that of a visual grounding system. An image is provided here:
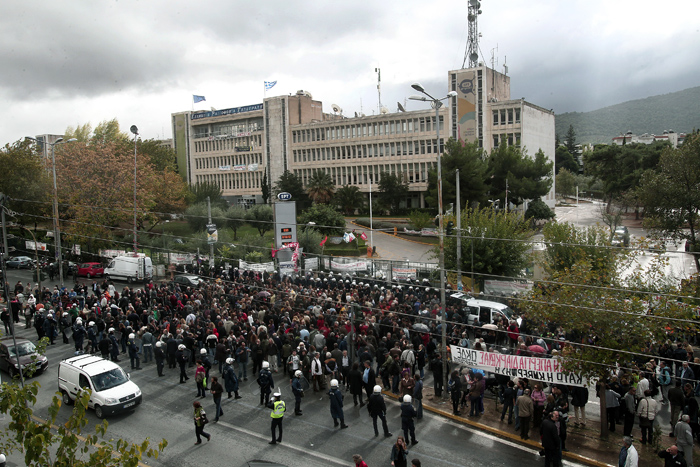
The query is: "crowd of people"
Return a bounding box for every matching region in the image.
[3,264,700,466]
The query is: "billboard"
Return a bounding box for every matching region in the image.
[454,69,477,143]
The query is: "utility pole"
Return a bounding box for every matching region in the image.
[456,170,462,291]
[207,196,214,276]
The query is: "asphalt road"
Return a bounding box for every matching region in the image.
[0,320,587,467]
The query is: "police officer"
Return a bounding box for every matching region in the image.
[368,385,392,437]
[329,379,349,429]
[128,333,142,370]
[258,360,274,405]
[177,344,189,383]
[154,341,165,377]
[401,395,418,446]
[267,390,285,444]
[291,370,304,415]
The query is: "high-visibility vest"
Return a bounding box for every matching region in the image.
[271,400,286,418]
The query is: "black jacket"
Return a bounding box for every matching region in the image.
[367,393,387,416]
[540,418,560,450]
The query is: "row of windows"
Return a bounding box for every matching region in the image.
[492,133,522,148]
[193,135,263,154]
[292,116,444,143]
[193,118,263,139]
[194,171,261,192]
[492,108,521,126]
[292,139,444,163]
[195,153,263,170]
[294,162,434,187]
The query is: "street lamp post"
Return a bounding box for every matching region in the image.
[409,84,457,399]
[130,126,139,254]
[25,136,76,288]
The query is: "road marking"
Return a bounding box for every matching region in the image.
[214,420,348,466]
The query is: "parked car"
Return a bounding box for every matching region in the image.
[77,262,104,278]
[0,338,49,379]
[6,256,34,269]
[173,274,204,287]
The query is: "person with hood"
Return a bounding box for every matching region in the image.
[328,379,348,429]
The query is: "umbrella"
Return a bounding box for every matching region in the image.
[481,323,498,331]
[257,291,271,298]
[528,344,546,354]
[412,323,429,333]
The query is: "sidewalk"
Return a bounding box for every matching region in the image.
[385,385,695,467]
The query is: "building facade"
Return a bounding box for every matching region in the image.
[172,66,556,209]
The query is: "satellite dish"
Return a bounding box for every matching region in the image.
[397,102,406,112]
[129,125,139,135]
[380,106,389,114]
[331,104,342,114]
[211,107,217,111]
[470,52,479,63]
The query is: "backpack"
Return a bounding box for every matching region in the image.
[659,367,672,386]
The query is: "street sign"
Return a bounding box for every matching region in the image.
[277,192,292,201]
[207,223,218,244]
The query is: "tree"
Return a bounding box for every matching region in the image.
[298,204,346,236]
[297,227,325,255]
[555,145,579,174]
[184,202,226,233]
[188,182,226,209]
[306,170,336,205]
[138,139,177,172]
[555,168,577,199]
[524,234,695,438]
[245,204,273,237]
[409,210,433,231]
[487,145,553,207]
[378,172,409,215]
[0,339,167,465]
[225,205,247,240]
[274,170,310,210]
[53,141,187,250]
[334,185,365,215]
[0,139,52,226]
[442,207,533,290]
[564,124,577,157]
[426,139,489,210]
[261,172,271,205]
[524,198,555,225]
[92,118,130,145]
[638,133,700,271]
[63,123,93,143]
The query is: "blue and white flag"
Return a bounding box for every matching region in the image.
[264,81,277,90]
[193,95,206,103]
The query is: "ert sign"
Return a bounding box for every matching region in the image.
[277,192,292,201]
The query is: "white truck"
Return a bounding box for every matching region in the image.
[103,254,153,283]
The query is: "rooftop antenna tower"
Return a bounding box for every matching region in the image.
[462,0,482,68]
[375,68,382,114]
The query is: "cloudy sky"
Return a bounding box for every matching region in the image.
[2,0,698,145]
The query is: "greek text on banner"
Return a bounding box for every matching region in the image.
[450,345,585,387]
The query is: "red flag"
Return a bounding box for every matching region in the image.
[320,236,328,247]
[360,232,368,241]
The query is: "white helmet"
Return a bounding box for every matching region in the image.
[76,318,83,324]
[156,341,163,348]
[330,379,339,388]
[129,333,135,339]
[403,395,412,404]
[63,312,69,317]
[178,344,186,350]
[295,370,303,378]
[200,348,207,355]
[262,361,270,369]
[226,357,234,364]
[273,391,281,397]
[88,321,95,327]
[373,385,382,394]
[108,327,115,333]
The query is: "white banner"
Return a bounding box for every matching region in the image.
[25,240,47,251]
[169,253,196,265]
[239,260,275,273]
[450,345,585,387]
[392,267,417,279]
[330,260,368,272]
[304,257,318,270]
[279,261,295,276]
[100,249,127,258]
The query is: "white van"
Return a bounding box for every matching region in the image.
[448,292,518,325]
[103,254,153,283]
[58,355,142,418]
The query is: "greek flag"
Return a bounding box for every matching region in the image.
[264,81,277,90]
[193,95,206,103]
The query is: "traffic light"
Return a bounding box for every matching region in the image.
[446,221,454,236]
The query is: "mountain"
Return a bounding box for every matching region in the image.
[555,86,700,145]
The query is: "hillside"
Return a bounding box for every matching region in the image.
[555,86,700,144]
